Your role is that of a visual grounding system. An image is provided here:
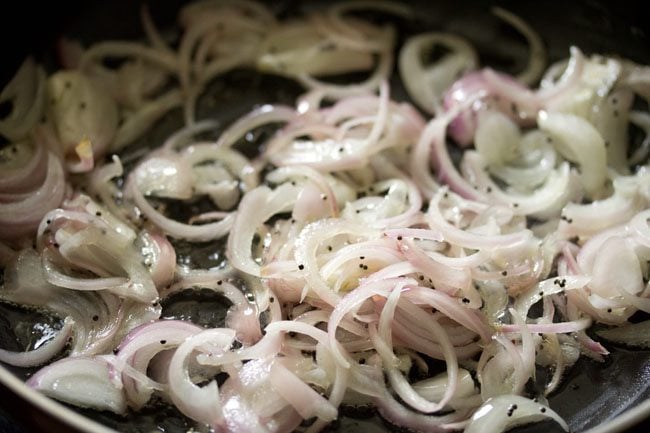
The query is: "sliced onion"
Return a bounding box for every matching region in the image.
[0,152,65,241]
[2,249,160,356]
[465,395,568,433]
[80,41,179,73]
[0,57,46,141]
[137,230,176,290]
[228,183,301,277]
[596,320,650,348]
[112,89,182,151]
[127,175,235,242]
[297,27,395,99]
[412,369,478,409]
[27,356,128,414]
[474,110,520,166]
[294,218,378,306]
[538,111,607,199]
[425,189,533,251]
[399,32,477,115]
[116,320,204,409]
[269,359,338,422]
[257,21,373,77]
[325,1,413,50]
[400,238,473,299]
[629,209,650,248]
[163,274,262,346]
[43,224,159,303]
[628,111,650,166]
[47,70,119,160]
[377,291,460,413]
[132,152,194,199]
[0,138,46,194]
[0,316,74,367]
[168,328,236,426]
[373,392,470,432]
[462,151,574,219]
[403,286,492,343]
[444,69,539,147]
[5,8,650,433]
[589,236,644,300]
[559,172,648,238]
[215,104,295,149]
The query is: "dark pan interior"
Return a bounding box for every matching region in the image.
[0,1,649,432]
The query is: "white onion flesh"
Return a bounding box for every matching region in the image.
[465,395,568,433]
[27,357,128,414]
[0,316,74,367]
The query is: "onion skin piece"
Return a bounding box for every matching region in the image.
[465,395,568,433]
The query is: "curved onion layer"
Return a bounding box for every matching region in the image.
[47,71,119,169]
[293,1,407,99]
[36,194,159,303]
[2,249,160,356]
[0,151,65,241]
[1,2,649,433]
[27,357,128,414]
[0,316,74,367]
[0,57,47,141]
[162,271,262,345]
[465,395,568,433]
[399,33,478,115]
[115,320,204,409]
[168,328,236,426]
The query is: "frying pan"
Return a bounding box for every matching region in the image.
[0,1,649,432]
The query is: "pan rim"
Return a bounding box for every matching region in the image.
[1,360,648,433]
[0,363,115,433]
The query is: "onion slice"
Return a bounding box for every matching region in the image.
[0,316,74,367]
[465,395,568,433]
[27,356,128,414]
[168,328,236,426]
